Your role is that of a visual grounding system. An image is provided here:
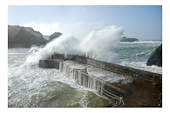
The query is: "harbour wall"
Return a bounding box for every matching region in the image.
[39,54,162,106]
[49,54,162,85]
[39,59,128,98]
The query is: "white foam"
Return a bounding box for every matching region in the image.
[120,60,162,74]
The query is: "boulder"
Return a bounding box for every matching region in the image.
[49,32,62,41]
[8,25,48,48]
[146,44,162,67]
[120,37,139,42]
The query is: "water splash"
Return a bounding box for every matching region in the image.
[26,25,124,65]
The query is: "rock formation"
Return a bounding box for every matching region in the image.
[43,35,50,40]
[120,37,139,42]
[49,32,62,42]
[8,25,48,48]
[147,44,162,67]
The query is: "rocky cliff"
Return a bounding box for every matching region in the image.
[49,32,62,41]
[147,44,162,67]
[120,37,139,42]
[8,25,48,48]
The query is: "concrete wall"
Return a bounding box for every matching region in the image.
[39,59,129,98]
[39,54,162,106]
[49,54,162,85]
[39,60,59,68]
[75,56,162,85]
[59,61,128,98]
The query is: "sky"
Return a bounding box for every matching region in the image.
[8,5,162,41]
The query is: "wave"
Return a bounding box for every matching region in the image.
[119,60,162,74]
[26,25,124,65]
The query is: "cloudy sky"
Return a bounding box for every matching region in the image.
[8,5,162,41]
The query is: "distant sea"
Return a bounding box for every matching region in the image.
[115,41,162,74]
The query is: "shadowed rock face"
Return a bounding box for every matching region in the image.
[8,25,48,48]
[147,44,162,67]
[49,32,62,41]
[120,37,139,42]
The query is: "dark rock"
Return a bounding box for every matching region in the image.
[120,37,139,42]
[8,25,48,48]
[147,44,162,67]
[49,32,62,41]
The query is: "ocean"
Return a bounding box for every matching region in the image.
[8,41,162,107]
[115,41,162,74]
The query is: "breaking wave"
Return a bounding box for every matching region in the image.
[26,25,124,65]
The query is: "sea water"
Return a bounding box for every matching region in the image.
[8,41,162,107]
[115,41,162,74]
[8,48,110,107]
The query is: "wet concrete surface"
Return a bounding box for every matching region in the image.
[39,58,162,107]
[63,60,132,84]
[62,60,162,107]
[112,79,162,107]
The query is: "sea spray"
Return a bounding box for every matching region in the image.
[26,25,124,65]
[80,25,123,63]
[8,48,110,107]
[26,34,79,65]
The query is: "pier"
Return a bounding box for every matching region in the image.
[39,54,162,107]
